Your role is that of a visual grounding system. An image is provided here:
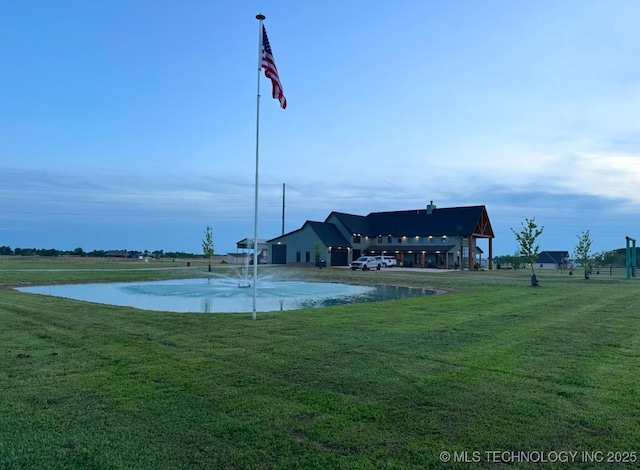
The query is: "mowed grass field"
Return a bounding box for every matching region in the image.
[1,259,639,469]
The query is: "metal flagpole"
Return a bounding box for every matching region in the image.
[252,13,265,320]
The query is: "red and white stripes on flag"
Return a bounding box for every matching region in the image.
[260,25,287,109]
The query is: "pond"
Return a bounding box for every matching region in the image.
[17,277,435,313]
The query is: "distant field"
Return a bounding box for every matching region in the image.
[0,256,234,286]
[1,261,639,468]
[0,255,227,269]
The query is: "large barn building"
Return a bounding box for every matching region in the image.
[267,202,494,269]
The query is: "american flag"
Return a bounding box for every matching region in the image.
[260,25,287,109]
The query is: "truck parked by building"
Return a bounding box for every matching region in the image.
[375,255,398,267]
[350,256,381,271]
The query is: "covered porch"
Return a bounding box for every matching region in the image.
[364,245,458,268]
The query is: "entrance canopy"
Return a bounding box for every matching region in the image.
[364,244,456,254]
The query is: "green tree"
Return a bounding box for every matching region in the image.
[511,217,544,284]
[510,250,523,270]
[494,253,522,269]
[202,225,214,272]
[592,251,605,274]
[39,248,60,257]
[574,230,593,279]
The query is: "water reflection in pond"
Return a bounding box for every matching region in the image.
[17,278,436,313]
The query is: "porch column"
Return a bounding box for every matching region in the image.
[468,236,474,269]
[488,238,493,269]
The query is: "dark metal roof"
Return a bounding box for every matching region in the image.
[269,205,494,248]
[267,221,350,247]
[306,221,351,247]
[366,206,492,237]
[536,250,569,264]
[325,212,370,235]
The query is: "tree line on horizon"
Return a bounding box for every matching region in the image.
[1,244,636,268]
[0,246,205,259]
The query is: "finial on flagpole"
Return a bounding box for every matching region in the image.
[256,13,265,20]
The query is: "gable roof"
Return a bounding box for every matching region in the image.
[268,204,494,247]
[325,212,370,235]
[306,221,350,247]
[536,250,569,264]
[235,238,267,249]
[359,205,493,238]
[266,221,350,247]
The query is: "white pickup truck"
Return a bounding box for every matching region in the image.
[375,255,398,268]
[350,256,381,271]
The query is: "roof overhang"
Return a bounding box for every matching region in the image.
[363,244,456,254]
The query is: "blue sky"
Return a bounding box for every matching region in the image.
[1,0,639,257]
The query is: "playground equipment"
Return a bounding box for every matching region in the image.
[626,236,637,279]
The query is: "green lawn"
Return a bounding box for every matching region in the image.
[1,263,639,469]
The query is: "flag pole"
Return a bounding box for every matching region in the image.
[252,13,265,320]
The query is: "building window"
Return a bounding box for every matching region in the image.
[353,234,361,243]
[387,235,392,243]
[296,251,301,262]
[397,238,402,243]
[441,237,447,243]
[418,237,426,244]
[408,237,413,244]
[429,238,435,244]
[305,251,310,262]
[377,235,382,243]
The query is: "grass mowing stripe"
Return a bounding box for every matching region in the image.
[1,263,639,468]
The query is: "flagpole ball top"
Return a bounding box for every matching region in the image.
[256,13,265,20]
